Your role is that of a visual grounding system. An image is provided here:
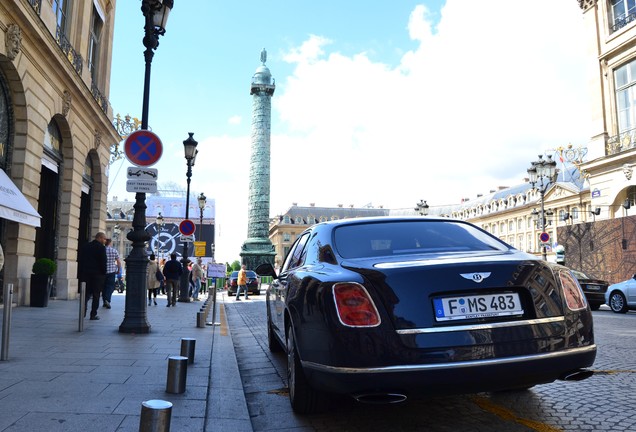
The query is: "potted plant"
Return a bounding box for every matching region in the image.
[30,258,56,307]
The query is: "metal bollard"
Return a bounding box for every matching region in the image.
[180,338,195,364]
[1,284,14,361]
[78,282,86,332]
[166,356,188,394]
[139,399,172,432]
[196,311,205,328]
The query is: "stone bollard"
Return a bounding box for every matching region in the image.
[180,338,195,364]
[166,356,188,394]
[197,311,205,328]
[139,399,172,432]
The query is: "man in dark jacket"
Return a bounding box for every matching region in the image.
[162,253,183,307]
[78,232,107,320]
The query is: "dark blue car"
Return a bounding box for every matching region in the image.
[257,217,596,414]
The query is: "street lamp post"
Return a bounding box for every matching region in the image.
[178,133,198,302]
[155,212,164,258]
[119,0,174,334]
[414,200,429,216]
[527,155,557,261]
[198,192,206,238]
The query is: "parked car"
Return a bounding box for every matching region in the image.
[570,270,609,310]
[605,274,636,313]
[226,270,260,296]
[257,217,596,414]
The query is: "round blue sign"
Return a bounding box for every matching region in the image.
[179,219,196,236]
[539,232,550,243]
[124,130,163,167]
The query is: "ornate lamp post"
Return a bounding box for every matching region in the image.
[155,212,164,258]
[527,155,557,261]
[178,133,198,302]
[414,199,429,216]
[198,192,206,236]
[119,0,174,334]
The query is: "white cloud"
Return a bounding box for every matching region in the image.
[112,1,591,263]
[228,115,242,125]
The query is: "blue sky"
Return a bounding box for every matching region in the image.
[108,1,590,263]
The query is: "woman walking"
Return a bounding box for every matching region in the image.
[147,254,161,305]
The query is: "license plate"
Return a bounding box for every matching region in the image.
[585,285,601,291]
[433,293,523,321]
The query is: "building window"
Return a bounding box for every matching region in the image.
[517,219,522,230]
[615,59,636,132]
[283,215,290,224]
[500,222,506,234]
[572,207,579,220]
[627,185,636,207]
[508,221,514,232]
[88,5,103,83]
[52,0,71,35]
[295,216,302,224]
[44,120,62,155]
[283,232,291,242]
[611,0,636,33]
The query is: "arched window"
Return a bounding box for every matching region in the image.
[0,70,11,170]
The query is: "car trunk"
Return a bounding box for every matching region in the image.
[342,250,564,331]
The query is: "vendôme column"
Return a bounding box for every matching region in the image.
[240,49,276,270]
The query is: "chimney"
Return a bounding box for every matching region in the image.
[349,204,354,208]
[338,204,343,208]
[310,203,315,207]
[292,202,298,206]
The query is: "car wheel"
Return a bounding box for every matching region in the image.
[609,291,628,313]
[286,328,328,414]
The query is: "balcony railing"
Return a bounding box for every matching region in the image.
[55,26,83,75]
[91,82,109,115]
[611,12,636,33]
[607,127,636,155]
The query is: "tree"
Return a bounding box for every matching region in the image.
[231,260,241,271]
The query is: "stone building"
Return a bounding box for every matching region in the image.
[269,203,389,268]
[0,1,119,304]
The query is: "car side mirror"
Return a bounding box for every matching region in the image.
[256,263,278,279]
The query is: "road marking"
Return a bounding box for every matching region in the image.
[471,396,562,432]
[592,369,636,374]
[219,303,227,336]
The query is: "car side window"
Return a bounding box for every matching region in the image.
[281,232,310,273]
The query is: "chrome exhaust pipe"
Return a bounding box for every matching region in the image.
[353,393,407,404]
[559,369,594,381]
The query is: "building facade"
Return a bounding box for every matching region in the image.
[269,204,390,268]
[0,0,119,304]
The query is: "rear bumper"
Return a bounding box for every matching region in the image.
[301,344,596,396]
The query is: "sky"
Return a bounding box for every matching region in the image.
[107,0,592,264]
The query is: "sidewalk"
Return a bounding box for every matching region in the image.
[0,290,252,432]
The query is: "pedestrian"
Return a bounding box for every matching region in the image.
[102,238,121,309]
[0,241,4,272]
[191,257,203,301]
[146,254,161,306]
[78,232,107,320]
[236,264,249,301]
[159,258,167,295]
[162,253,183,307]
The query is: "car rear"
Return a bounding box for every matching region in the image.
[297,219,596,397]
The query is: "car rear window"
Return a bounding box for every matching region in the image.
[333,220,510,259]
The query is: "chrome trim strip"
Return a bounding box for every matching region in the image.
[395,317,564,335]
[302,345,596,374]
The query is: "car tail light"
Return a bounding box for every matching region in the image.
[332,283,381,327]
[558,270,587,311]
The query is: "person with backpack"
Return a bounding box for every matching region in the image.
[146,254,161,306]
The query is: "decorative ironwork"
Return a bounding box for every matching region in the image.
[549,143,588,167]
[90,82,109,114]
[606,128,636,155]
[55,26,83,75]
[27,0,42,14]
[110,114,142,165]
[611,12,636,33]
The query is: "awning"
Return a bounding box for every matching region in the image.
[0,168,41,227]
